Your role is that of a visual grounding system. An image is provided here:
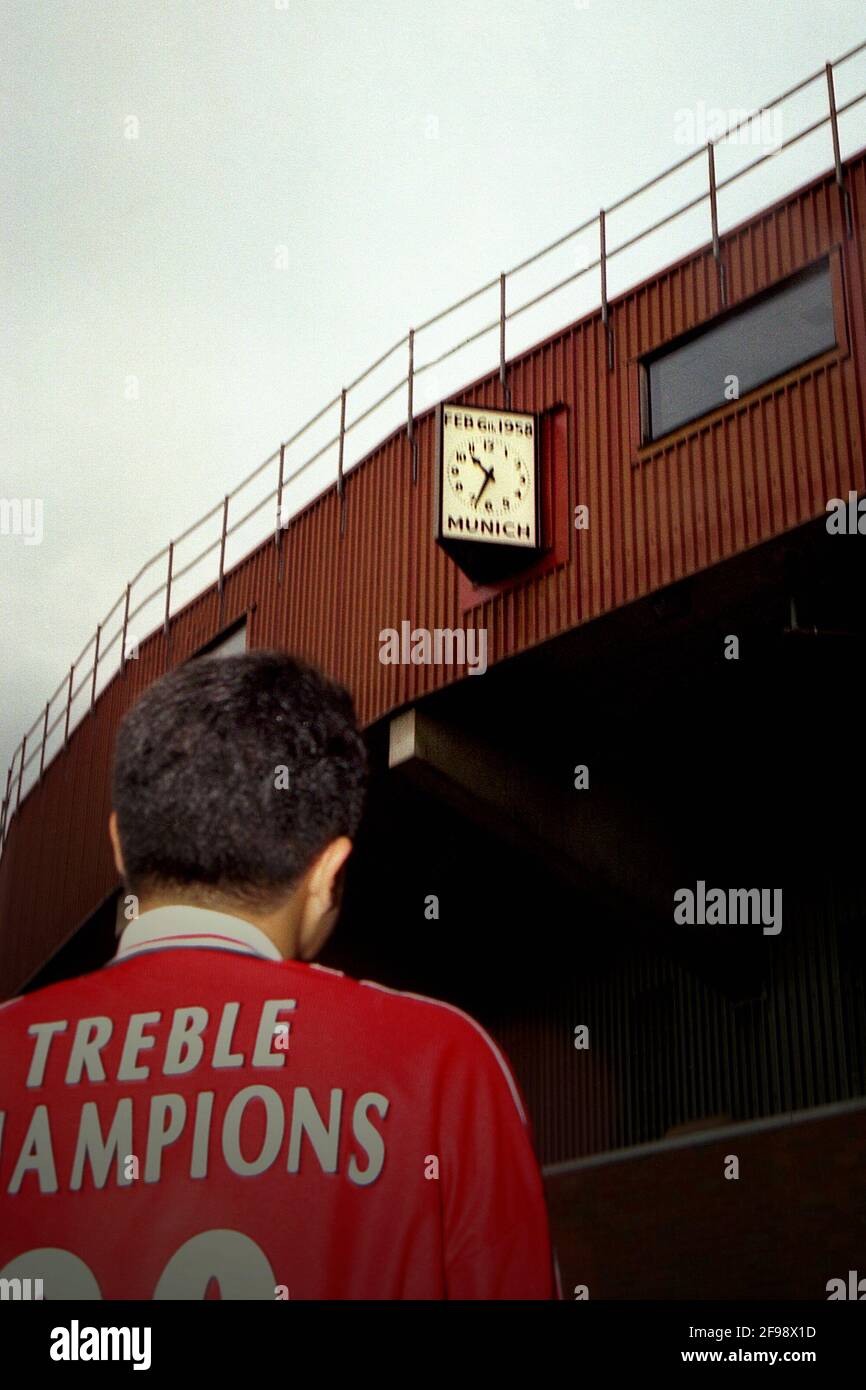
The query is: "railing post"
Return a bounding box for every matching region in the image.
[121,583,131,674]
[337,388,347,537]
[275,444,286,547]
[164,540,174,641]
[407,329,417,484]
[826,61,853,237]
[599,210,614,371]
[16,736,26,813]
[63,664,74,750]
[90,624,101,714]
[218,496,229,597]
[39,701,49,780]
[499,273,511,407]
[1,764,13,843]
[216,496,229,623]
[275,444,287,585]
[707,142,727,306]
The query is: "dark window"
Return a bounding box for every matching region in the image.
[643,258,836,442]
[190,617,247,660]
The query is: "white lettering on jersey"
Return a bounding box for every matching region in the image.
[287,1087,342,1173]
[348,1093,389,1187]
[8,1104,58,1194]
[144,1094,186,1182]
[70,1099,134,1191]
[4,1085,390,1193]
[191,1090,214,1179]
[152,1230,275,1300]
[66,1017,113,1084]
[26,1020,68,1087]
[223,1086,285,1176]
[212,1003,244,1068]
[118,1013,161,1082]
[164,1007,209,1076]
[252,1000,296,1068]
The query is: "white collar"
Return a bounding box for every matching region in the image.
[115,904,284,963]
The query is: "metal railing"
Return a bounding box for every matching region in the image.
[2,40,866,855]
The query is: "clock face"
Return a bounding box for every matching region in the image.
[439,405,538,548]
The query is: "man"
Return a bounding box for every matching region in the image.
[0,651,556,1299]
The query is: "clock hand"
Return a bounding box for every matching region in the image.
[474,469,495,507]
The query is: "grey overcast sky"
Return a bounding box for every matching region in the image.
[2,0,866,795]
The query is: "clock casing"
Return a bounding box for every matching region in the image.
[434,403,542,582]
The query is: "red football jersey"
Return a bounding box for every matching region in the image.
[0,908,556,1299]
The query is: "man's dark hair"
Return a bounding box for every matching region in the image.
[112,650,368,909]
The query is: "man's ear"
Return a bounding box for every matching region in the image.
[297,836,353,961]
[109,811,126,877]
